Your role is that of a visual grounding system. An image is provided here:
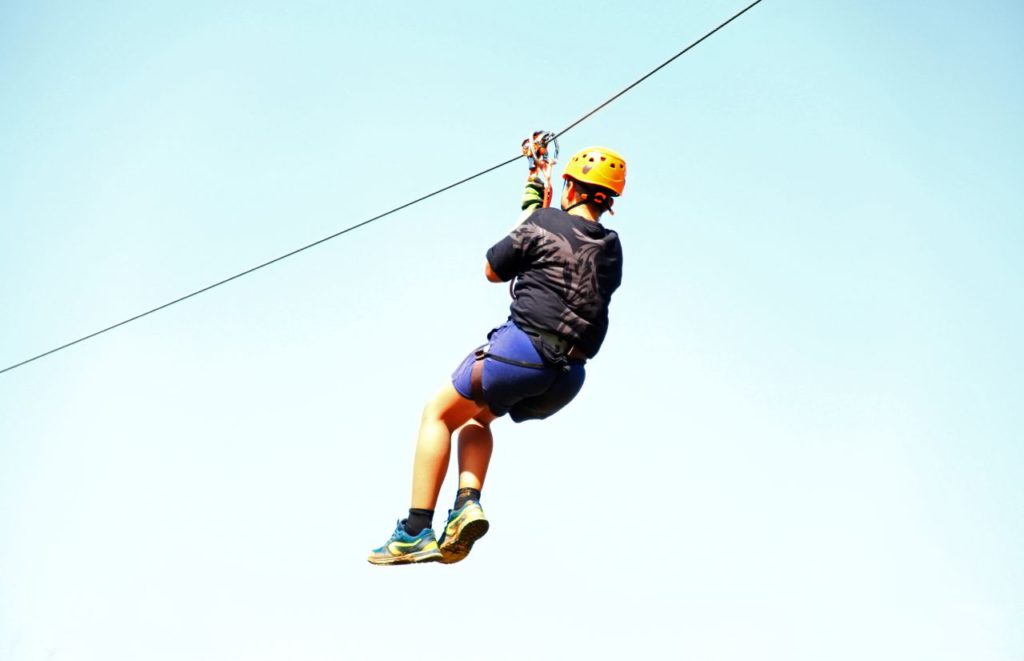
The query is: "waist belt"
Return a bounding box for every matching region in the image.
[519,326,590,362]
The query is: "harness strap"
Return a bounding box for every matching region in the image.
[468,346,547,406]
[519,325,590,364]
[484,352,547,370]
[469,357,487,406]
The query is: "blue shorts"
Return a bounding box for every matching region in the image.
[452,320,586,423]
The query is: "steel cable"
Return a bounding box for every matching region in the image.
[1,0,763,376]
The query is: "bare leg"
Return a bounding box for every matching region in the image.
[410,383,487,510]
[456,410,497,491]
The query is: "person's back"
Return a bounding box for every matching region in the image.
[489,206,623,362]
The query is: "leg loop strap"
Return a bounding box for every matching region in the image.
[469,346,548,406]
[470,349,488,406]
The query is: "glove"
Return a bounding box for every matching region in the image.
[521,174,546,211]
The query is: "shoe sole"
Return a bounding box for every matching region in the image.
[367,548,443,566]
[438,517,489,564]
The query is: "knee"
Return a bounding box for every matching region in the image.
[421,400,464,434]
[420,401,443,425]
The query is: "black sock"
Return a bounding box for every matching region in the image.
[453,487,481,510]
[404,508,434,536]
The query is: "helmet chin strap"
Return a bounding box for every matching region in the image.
[563,182,615,215]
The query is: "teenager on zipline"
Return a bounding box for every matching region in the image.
[368,138,626,565]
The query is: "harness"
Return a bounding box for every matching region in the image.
[469,346,544,406]
[468,325,589,407]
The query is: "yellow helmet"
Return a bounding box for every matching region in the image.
[562,146,626,196]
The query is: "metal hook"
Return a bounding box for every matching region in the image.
[522,130,559,168]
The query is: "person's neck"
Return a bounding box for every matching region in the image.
[565,205,600,223]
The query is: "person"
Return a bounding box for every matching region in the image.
[367,145,626,565]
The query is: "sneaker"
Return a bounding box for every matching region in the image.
[367,520,443,566]
[437,500,489,564]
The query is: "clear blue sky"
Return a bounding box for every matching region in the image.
[1,1,1022,659]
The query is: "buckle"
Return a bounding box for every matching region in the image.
[567,345,589,362]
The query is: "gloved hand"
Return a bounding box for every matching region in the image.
[521,172,546,211]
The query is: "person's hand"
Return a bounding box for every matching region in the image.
[520,132,555,210]
[525,169,546,191]
[531,158,553,179]
[521,172,546,211]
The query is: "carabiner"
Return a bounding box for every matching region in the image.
[521,130,559,170]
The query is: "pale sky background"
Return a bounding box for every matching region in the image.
[1,1,1022,659]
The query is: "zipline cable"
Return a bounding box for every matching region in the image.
[1,0,763,376]
[553,0,763,140]
[0,156,522,376]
